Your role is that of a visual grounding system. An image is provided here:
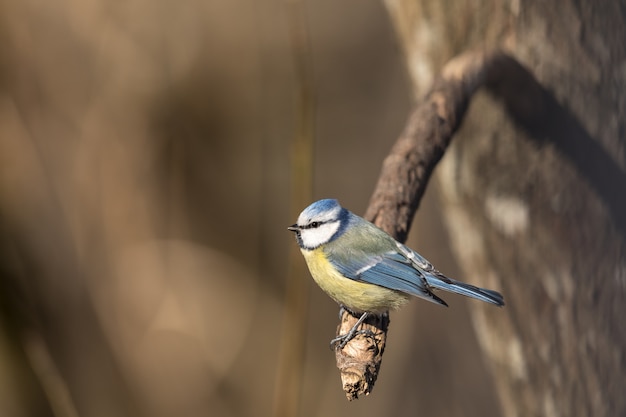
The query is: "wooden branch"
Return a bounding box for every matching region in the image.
[333,49,494,400]
[363,50,492,242]
[334,311,389,400]
[334,48,626,400]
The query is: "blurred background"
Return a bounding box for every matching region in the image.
[0,0,544,416]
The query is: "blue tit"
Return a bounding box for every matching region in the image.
[288,198,504,348]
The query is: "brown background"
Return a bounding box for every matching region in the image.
[0,1,533,416]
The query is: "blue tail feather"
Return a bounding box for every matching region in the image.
[425,275,505,306]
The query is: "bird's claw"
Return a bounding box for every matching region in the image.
[329,329,376,350]
[330,311,372,350]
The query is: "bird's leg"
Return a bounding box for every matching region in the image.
[337,305,348,320]
[330,311,370,350]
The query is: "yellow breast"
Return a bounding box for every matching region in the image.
[301,248,410,313]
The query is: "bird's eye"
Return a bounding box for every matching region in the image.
[310,221,319,228]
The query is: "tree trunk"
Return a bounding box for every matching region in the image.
[384,1,626,416]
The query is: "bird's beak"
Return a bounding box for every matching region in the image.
[287,224,299,232]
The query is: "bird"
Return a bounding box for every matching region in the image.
[288,198,504,348]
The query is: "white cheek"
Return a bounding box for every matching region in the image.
[300,221,340,249]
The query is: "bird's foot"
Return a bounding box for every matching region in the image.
[329,312,371,350]
[329,329,377,350]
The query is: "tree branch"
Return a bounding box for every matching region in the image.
[333,49,492,400]
[334,48,626,400]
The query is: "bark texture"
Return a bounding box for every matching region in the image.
[382,1,626,416]
[334,311,389,400]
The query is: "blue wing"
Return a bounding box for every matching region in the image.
[329,241,504,307]
[329,247,449,306]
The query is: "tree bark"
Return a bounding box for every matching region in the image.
[379,1,626,416]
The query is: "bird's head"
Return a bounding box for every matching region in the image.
[288,199,348,250]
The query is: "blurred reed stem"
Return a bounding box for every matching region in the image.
[273,0,315,416]
[24,332,80,417]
